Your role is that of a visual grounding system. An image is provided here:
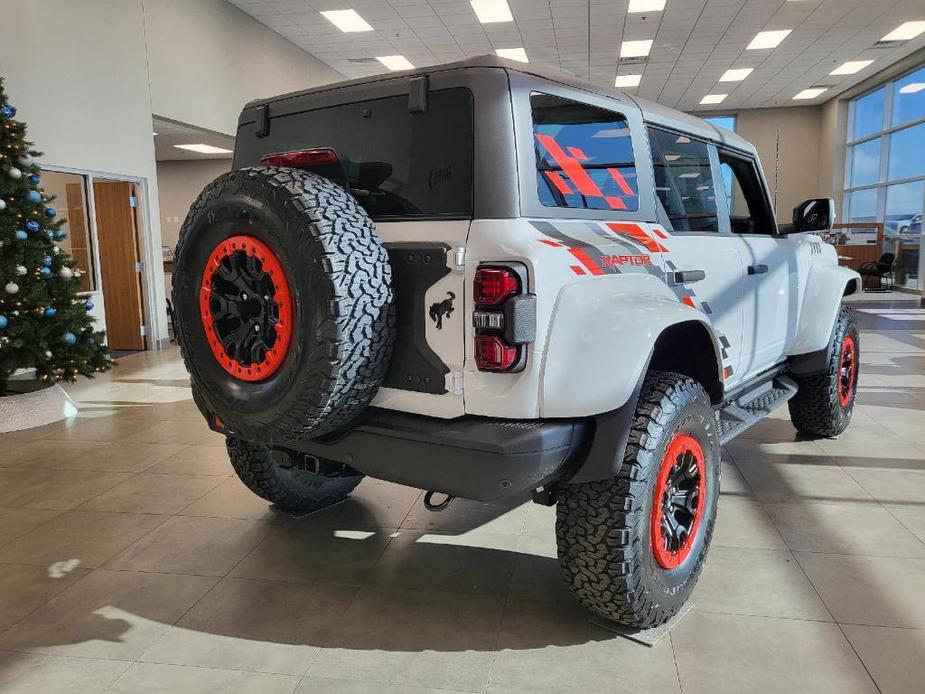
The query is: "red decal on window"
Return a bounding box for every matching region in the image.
[607,168,635,196]
[567,146,588,160]
[605,222,668,253]
[535,133,607,200]
[544,170,573,195]
[570,265,586,275]
[568,247,605,276]
[605,196,628,210]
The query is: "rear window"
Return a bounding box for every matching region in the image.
[531,93,639,212]
[261,88,473,220]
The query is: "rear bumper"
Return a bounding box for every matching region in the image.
[283,408,592,501]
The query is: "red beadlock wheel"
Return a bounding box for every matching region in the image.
[199,235,293,382]
[837,334,857,408]
[651,432,707,570]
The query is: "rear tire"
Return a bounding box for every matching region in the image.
[788,306,859,438]
[556,371,720,628]
[227,438,363,515]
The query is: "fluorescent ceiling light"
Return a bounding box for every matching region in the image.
[829,60,873,75]
[900,82,925,94]
[747,29,791,50]
[881,21,925,42]
[679,172,701,179]
[700,94,728,104]
[621,39,653,58]
[470,0,512,23]
[173,144,233,154]
[495,47,528,62]
[793,87,828,100]
[376,55,414,70]
[628,0,666,12]
[719,68,753,82]
[320,9,373,32]
[614,74,642,87]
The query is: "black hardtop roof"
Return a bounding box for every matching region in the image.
[244,54,753,154]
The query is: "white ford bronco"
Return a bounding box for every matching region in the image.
[173,56,861,628]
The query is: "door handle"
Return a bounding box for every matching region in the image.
[670,269,706,285]
[748,264,768,275]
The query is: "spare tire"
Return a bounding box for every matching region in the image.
[173,166,394,443]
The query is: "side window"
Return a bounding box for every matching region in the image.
[647,127,719,232]
[717,151,776,234]
[531,93,639,212]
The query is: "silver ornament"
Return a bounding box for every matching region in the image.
[8,167,22,179]
[4,281,19,294]
[15,265,26,275]
[59,266,74,279]
[0,198,6,210]
[19,154,34,167]
[44,350,52,359]
[52,246,60,254]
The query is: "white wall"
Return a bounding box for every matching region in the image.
[143,0,343,135]
[1,0,342,346]
[156,159,231,249]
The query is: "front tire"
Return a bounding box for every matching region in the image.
[788,306,859,438]
[556,372,720,628]
[227,438,363,515]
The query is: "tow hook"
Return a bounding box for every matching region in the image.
[423,491,454,512]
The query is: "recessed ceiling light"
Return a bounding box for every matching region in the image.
[679,172,702,179]
[320,9,373,32]
[793,87,828,100]
[719,68,753,82]
[900,82,925,94]
[152,132,158,137]
[747,29,791,50]
[700,94,728,104]
[376,55,414,70]
[614,74,642,87]
[173,144,233,154]
[628,0,665,12]
[881,21,925,42]
[620,39,653,58]
[829,60,874,75]
[470,0,512,23]
[495,47,528,62]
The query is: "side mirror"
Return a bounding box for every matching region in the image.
[792,198,835,233]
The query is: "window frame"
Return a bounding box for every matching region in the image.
[510,72,654,223]
[715,147,778,236]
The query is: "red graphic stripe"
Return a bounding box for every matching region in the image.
[544,170,573,195]
[570,265,586,276]
[723,366,734,380]
[651,226,669,239]
[568,247,605,276]
[681,296,696,308]
[538,238,563,247]
[607,167,635,196]
[606,222,669,253]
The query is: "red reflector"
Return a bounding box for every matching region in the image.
[261,148,338,168]
[473,268,519,306]
[474,334,518,371]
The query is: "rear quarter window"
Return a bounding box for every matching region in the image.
[251,88,473,221]
[531,93,639,212]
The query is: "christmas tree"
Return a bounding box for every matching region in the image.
[0,77,112,395]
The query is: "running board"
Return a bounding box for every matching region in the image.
[716,374,798,444]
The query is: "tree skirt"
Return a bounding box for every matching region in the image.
[0,384,78,433]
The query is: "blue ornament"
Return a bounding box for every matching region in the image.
[0,315,7,330]
[42,255,52,266]
[15,230,27,240]
[26,190,41,203]
[25,220,40,233]
[40,267,52,278]
[88,337,95,346]
[29,174,40,185]
[0,105,15,119]
[54,230,67,240]
[45,208,57,218]
[62,332,77,346]
[46,231,54,240]
[44,307,56,317]
[85,300,94,311]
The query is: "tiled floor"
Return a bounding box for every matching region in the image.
[0,292,923,693]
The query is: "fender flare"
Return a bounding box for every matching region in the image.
[789,264,860,358]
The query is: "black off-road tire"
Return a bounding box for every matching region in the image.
[789,306,859,438]
[173,167,394,443]
[227,438,363,515]
[556,372,721,628]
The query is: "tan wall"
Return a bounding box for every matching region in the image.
[732,106,825,220]
[143,0,343,136]
[156,159,231,249]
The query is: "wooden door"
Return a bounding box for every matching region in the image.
[93,181,145,351]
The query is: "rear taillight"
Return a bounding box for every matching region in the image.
[472,264,535,373]
[473,268,519,305]
[260,148,339,168]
